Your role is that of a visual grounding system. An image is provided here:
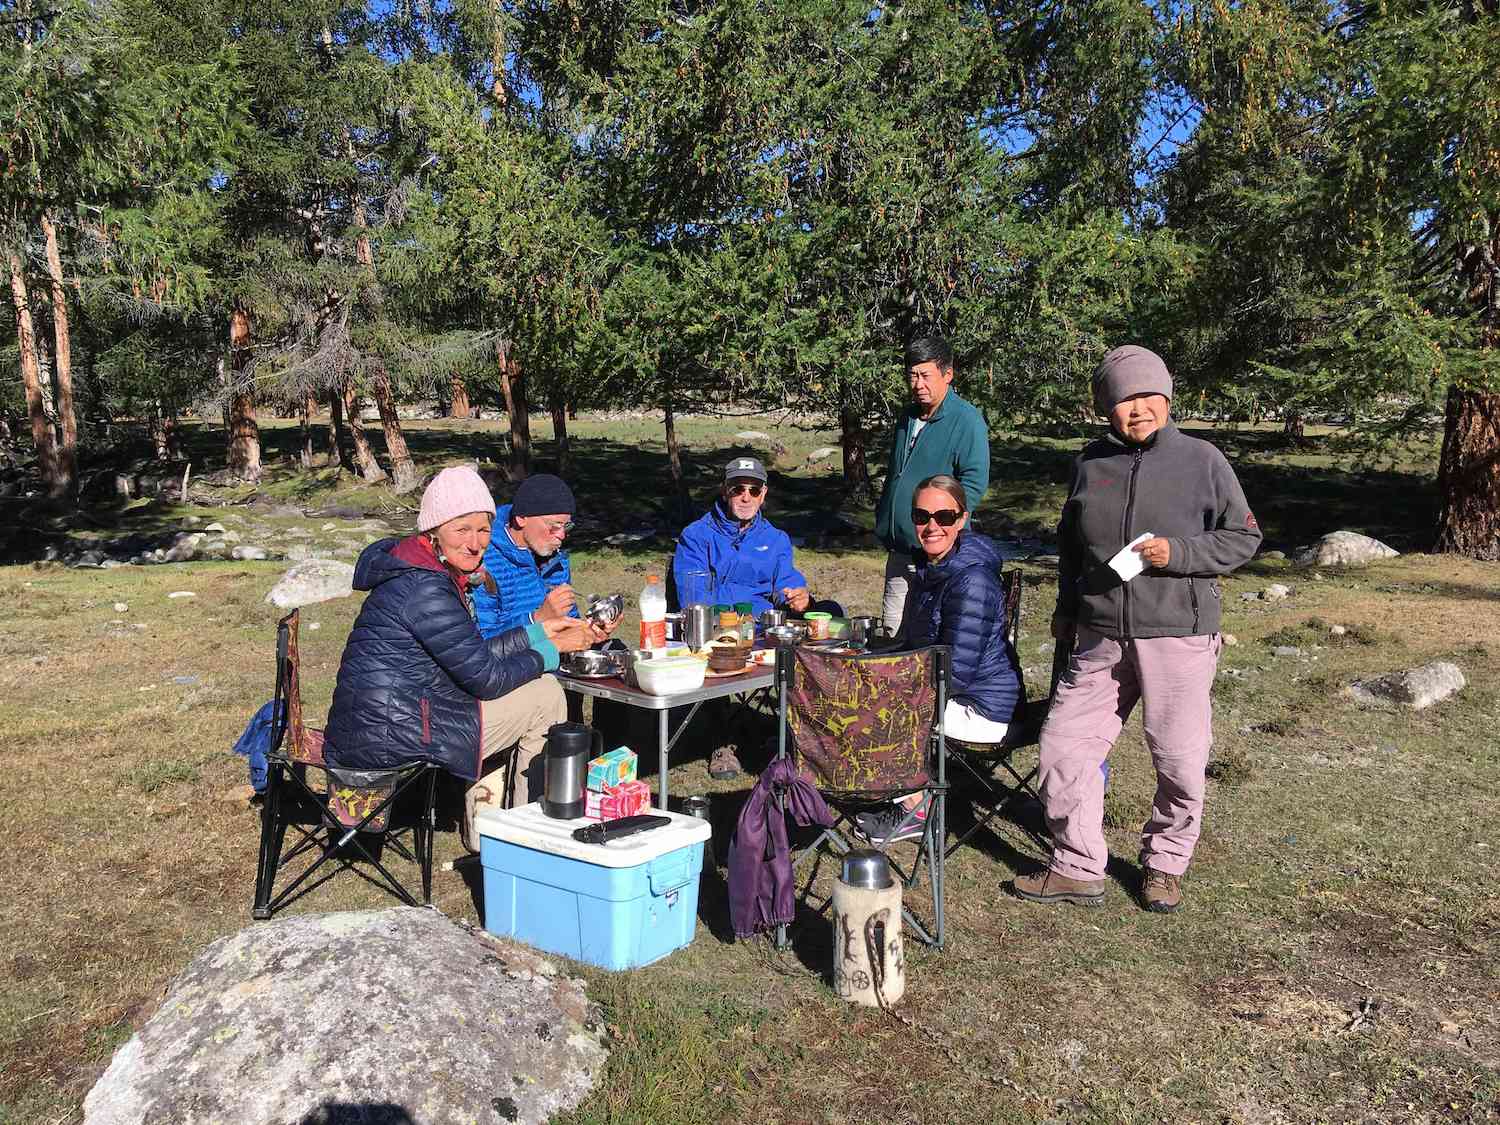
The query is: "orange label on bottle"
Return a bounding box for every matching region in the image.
[640,620,667,649]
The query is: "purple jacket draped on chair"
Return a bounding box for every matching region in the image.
[727,759,834,938]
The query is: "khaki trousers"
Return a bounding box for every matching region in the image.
[462,674,567,850]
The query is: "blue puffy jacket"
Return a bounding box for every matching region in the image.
[673,502,808,615]
[324,536,560,780]
[473,503,576,639]
[900,531,1022,724]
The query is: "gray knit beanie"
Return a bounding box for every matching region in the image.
[1092,345,1173,416]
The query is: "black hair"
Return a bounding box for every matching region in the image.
[904,335,954,373]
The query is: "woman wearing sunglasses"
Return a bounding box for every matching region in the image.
[858,474,1023,844]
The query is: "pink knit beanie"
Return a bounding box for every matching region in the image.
[417,466,496,532]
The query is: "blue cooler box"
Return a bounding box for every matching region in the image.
[475,803,712,971]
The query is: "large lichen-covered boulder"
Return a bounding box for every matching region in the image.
[265,558,356,609]
[83,908,608,1125]
[1294,530,1399,568]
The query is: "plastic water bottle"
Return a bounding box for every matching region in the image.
[639,574,667,649]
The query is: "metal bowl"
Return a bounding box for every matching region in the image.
[586,593,624,627]
[765,623,808,647]
[841,849,893,889]
[560,649,614,676]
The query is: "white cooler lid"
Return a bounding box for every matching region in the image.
[474,802,711,868]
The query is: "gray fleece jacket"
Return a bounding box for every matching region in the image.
[1054,423,1261,638]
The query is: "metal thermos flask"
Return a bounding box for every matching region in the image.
[541,722,600,819]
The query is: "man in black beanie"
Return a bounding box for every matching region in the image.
[474,473,602,639]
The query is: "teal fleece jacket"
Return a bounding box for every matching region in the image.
[875,390,991,554]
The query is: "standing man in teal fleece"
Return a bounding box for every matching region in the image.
[875,335,991,633]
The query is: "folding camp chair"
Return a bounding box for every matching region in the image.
[774,643,950,949]
[944,569,1064,857]
[251,610,439,919]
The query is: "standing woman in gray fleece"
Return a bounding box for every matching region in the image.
[1012,345,1261,914]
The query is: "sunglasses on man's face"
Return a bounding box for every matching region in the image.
[911,507,963,528]
[728,483,764,498]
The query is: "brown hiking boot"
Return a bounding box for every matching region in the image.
[709,745,743,780]
[1010,869,1106,907]
[1141,867,1183,913]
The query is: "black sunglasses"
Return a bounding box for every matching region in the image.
[912,507,963,527]
[728,483,764,497]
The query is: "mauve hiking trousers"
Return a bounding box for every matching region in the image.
[1037,626,1222,881]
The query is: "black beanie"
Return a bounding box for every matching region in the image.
[510,473,577,517]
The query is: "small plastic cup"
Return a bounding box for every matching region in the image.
[804,611,832,640]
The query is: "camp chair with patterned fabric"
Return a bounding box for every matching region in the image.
[944,569,1059,858]
[774,643,950,949]
[252,609,439,919]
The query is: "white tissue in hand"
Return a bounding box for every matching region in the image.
[1107,532,1156,582]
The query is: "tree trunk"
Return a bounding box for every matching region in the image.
[497,339,530,480]
[550,395,571,477]
[226,307,262,482]
[1433,386,1500,560]
[840,403,872,499]
[39,213,77,495]
[8,248,61,494]
[300,392,317,469]
[1282,411,1305,440]
[371,365,418,492]
[148,401,176,460]
[663,395,689,520]
[449,372,471,419]
[341,382,386,483]
[328,393,351,471]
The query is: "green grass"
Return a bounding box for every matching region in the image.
[1,410,1497,1123]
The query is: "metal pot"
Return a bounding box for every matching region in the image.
[759,608,787,629]
[560,649,612,676]
[680,603,715,650]
[846,616,879,646]
[840,849,894,890]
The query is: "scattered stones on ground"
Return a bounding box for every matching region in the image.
[265,559,356,609]
[231,545,270,561]
[82,907,607,1125]
[113,602,129,613]
[733,430,772,442]
[805,446,839,463]
[1263,583,1291,600]
[603,528,656,546]
[1222,633,1238,646]
[170,676,201,686]
[166,591,196,599]
[1295,530,1399,568]
[1273,645,1302,657]
[202,522,226,533]
[1329,624,1348,637]
[1346,661,1465,710]
[1240,592,1259,603]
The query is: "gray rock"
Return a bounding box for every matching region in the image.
[231,545,270,561]
[1239,592,1260,603]
[101,559,128,569]
[70,549,106,569]
[82,907,607,1125]
[1261,550,1287,561]
[1263,583,1291,600]
[1295,530,1399,568]
[733,430,773,442]
[1222,633,1238,646]
[1329,624,1348,637]
[283,545,317,562]
[219,529,242,544]
[806,446,839,463]
[1347,661,1465,710]
[1273,645,1302,657]
[166,591,196,599]
[265,559,356,609]
[164,533,203,563]
[202,522,227,533]
[113,603,129,613]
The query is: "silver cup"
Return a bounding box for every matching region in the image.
[681,603,715,650]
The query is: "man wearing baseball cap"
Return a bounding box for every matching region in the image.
[673,456,837,617]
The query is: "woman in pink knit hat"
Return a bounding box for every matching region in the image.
[325,466,598,850]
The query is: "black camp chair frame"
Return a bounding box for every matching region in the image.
[773,644,951,950]
[252,614,439,920]
[944,569,1063,858]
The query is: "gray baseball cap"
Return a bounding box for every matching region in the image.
[723,456,768,484]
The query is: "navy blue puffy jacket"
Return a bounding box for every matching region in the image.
[901,531,1023,724]
[324,537,548,780]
